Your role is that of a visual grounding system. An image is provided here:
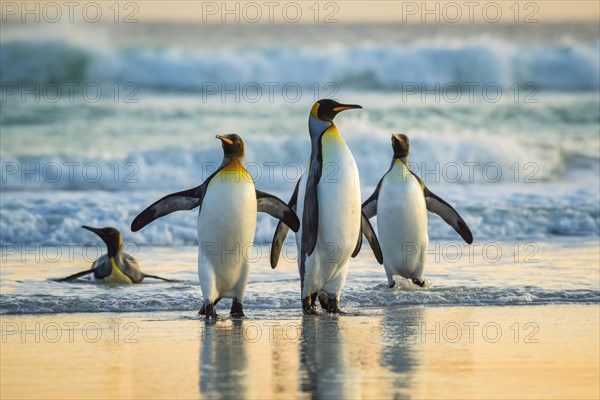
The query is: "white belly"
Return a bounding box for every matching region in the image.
[197,173,256,297]
[295,132,361,295]
[377,162,428,279]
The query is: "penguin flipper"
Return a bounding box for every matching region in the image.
[256,189,300,232]
[362,191,378,219]
[57,269,95,282]
[271,221,290,269]
[299,147,322,291]
[142,273,177,282]
[362,175,384,219]
[352,211,384,264]
[131,184,206,232]
[351,229,362,257]
[301,156,322,260]
[270,179,300,269]
[424,188,473,244]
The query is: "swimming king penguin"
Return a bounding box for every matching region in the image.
[362,133,473,287]
[270,99,383,315]
[131,134,299,319]
[59,226,173,283]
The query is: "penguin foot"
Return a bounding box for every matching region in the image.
[203,303,218,319]
[303,306,318,315]
[412,278,426,287]
[388,281,396,288]
[317,292,329,311]
[198,297,221,315]
[230,299,245,318]
[302,297,318,315]
[325,296,345,314]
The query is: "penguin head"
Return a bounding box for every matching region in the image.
[391,133,410,163]
[82,226,122,258]
[216,134,244,158]
[310,99,362,122]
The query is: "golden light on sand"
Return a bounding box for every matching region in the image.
[2,306,598,399]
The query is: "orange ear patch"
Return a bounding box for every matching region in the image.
[310,102,320,119]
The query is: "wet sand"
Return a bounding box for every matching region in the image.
[1,304,598,399]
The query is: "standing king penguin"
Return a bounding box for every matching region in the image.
[362,133,473,287]
[131,134,299,319]
[270,100,382,315]
[59,226,173,283]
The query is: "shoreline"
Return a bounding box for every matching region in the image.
[1,238,598,315]
[2,299,600,317]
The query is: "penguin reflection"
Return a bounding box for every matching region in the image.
[380,307,423,394]
[298,317,359,399]
[199,319,249,399]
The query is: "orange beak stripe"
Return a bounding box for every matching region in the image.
[216,135,234,145]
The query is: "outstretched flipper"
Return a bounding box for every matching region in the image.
[57,269,95,282]
[131,185,207,232]
[270,179,300,269]
[131,160,229,232]
[142,273,177,282]
[131,159,231,232]
[409,170,473,244]
[363,169,472,244]
[424,187,473,244]
[351,211,384,264]
[256,189,300,232]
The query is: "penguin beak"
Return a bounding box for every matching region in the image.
[216,135,233,145]
[82,225,102,236]
[333,104,362,113]
[82,225,109,242]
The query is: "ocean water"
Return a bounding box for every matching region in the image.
[1,22,599,315]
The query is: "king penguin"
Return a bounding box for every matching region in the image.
[362,133,473,287]
[59,226,173,283]
[270,100,383,315]
[131,134,299,319]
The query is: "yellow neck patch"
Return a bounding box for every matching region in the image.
[217,157,253,184]
[393,158,413,179]
[103,257,133,284]
[322,124,343,145]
